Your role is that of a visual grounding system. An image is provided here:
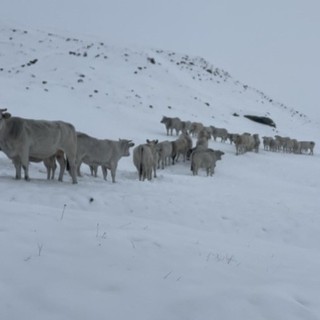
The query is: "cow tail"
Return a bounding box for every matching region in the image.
[139,146,144,179]
[171,141,176,164]
[66,158,70,171]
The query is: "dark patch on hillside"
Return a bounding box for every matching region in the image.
[244,115,276,128]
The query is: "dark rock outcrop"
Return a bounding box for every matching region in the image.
[244,115,276,128]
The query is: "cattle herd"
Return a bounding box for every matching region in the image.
[0,110,316,184]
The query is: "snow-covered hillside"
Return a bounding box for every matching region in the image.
[1,24,320,320]
[1,25,318,138]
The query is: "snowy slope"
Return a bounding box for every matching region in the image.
[1,24,320,320]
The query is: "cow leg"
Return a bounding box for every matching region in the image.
[71,165,78,183]
[66,154,78,184]
[12,159,22,180]
[51,163,57,179]
[22,166,30,181]
[90,165,98,177]
[77,163,82,177]
[43,157,55,180]
[47,167,51,180]
[17,150,30,181]
[110,164,117,183]
[209,164,215,176]
[143,167,148,181]
[110,169,115,182]
[192,164,197,176]
[21,161,30,181]
[22,163,30,181]
[43,161,51,179]
[94,166,98,177]
[102,166,108,181]
[156,155,161,169]
[153,164,157,178]
[56,153,66,182]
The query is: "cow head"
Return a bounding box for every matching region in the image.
[160,116,167,124]
[119,139,135,156]
[215,150,225,161]
[0,109,11,131]
[0,108,11,120]
[146,139,158,145]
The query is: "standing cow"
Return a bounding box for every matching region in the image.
[156,140,173,169]
[210,126,228,142]
[0,109,77,183]
[189,122,204,137]
[298,141,315,155]
[133,139,158,181]
[234,133,260,155]
[76,132,135,182]
[171,132,193,164]
[191,148,224,176]
[160,116,182,136]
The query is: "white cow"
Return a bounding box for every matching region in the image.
[76,132,134,182]
[0,109,77,183]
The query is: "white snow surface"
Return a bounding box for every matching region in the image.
[0,24,320,320]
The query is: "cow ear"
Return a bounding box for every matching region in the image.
[146,139,150,143]
[155,140,159,144]
[3,112,11,119]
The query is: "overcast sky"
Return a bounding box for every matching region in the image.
[2,0,320,118]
